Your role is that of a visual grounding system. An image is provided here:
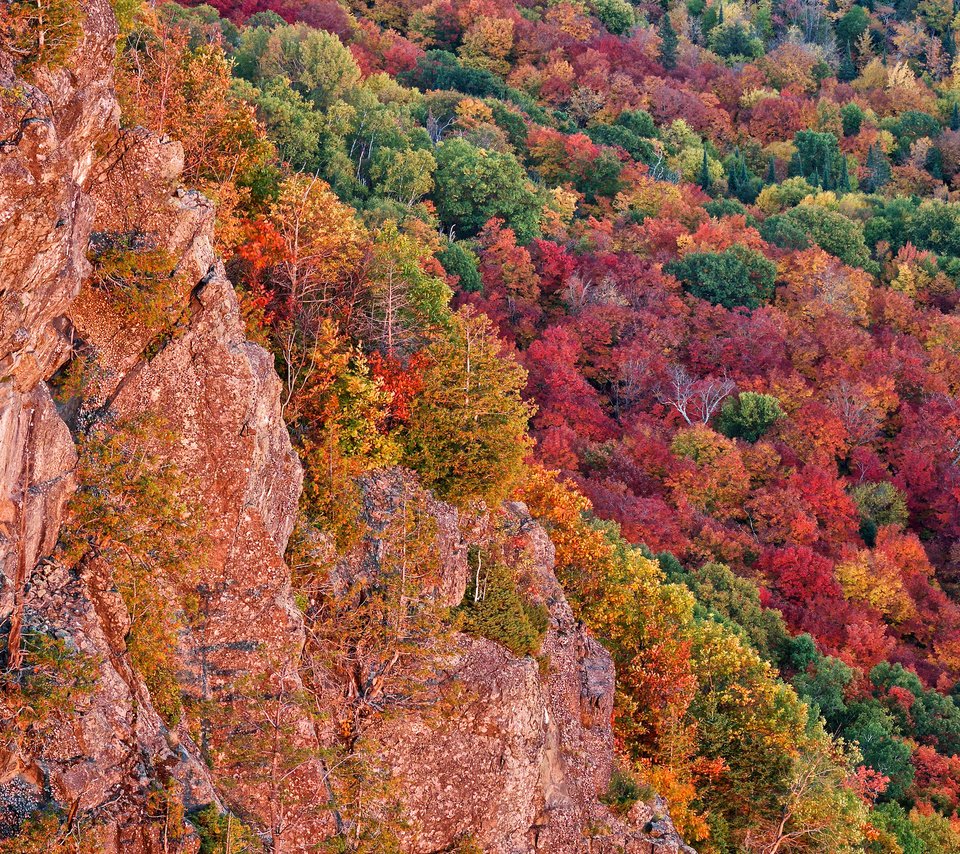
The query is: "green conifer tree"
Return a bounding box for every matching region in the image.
[699,148,712,192]
[658,10,679,69]
[864,144,891,192]
[839,43,857,82]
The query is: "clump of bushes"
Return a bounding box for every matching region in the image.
[1,629,97,755]
[666,246,776,309]
[717,392,784,442]
[851,481,909,546]
[458,550,549,657]
[89,242,186,340]
[601,769,655,815]
[189,804,261,854]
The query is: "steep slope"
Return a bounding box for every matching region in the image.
[0,2,693,851]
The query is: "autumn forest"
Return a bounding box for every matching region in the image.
[6,0,960,847]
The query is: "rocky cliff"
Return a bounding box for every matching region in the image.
[0,3,693,851]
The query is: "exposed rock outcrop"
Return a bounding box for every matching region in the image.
[347,479,693,853]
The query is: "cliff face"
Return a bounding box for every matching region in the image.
[0,4,692,852]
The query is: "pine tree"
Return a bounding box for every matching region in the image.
[658,10,678,70]
[822,150,834,189]
[727,148,757,202]
[718,1,724,24]
[766,156,777,184]
[699,148,712,192]
[951,101,960,131]
[788,150,803,178]
[836,156,851,192]
[864,144,891,192]
[838,43,857,82]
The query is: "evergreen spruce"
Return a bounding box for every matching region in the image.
[766,156,777,183]
[864,144,891,192]
[836,156,851,192]
[788,150,803,177]
[822,150,834,189]
[658,10,679,70]
[699,148,712,192]
[951,101,960,131]
[838,43,857,82]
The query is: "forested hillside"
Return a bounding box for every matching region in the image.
[5,0,960,849]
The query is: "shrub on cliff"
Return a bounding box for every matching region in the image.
[458,556,548,657]
[0,0,81,72]
[61,414,206,725]
[1,629,97,757]
[89,244,187,342]
[189,804,262,853]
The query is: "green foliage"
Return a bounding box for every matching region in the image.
[593,0,635,34]
[667,246,777,309]
[698,147,712,192]
[62,414,207,725]
[792,654,854,723]
[601,769,654,814]
[851,481,909,546]
[846,702,916,801]
[587,123,656,162]
[717,392,784,442]
[402,49,507,99]
[840,102,865,137]
[246,76,325,171]
[458,554,549,657]
[366,221,453,354]
[704,197,747,219]
[863,144,892,193]
[1,629,97,756]
[668,559,792,665]
[402,307,534,507]
[870,802,926,854]
[836,6,870,45]
[725,148,761,203]
[791,130,845,189]
[910,808,960,853]
[761,205,874,270]
[433,138,543,242]
[249,23,362,108]
[883,110,943,161]
[189,804,261,853]
[616,109,658,140]
[438,240,482,292]
[1,0,82,72]
[370,148,437,207]
[89,244,187,340]
[658,11,678,69]
[871,662,960,756]
[708,22,763,62]
[576,150,626,204]
[837,44,857,82]
[160,2,239,47]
